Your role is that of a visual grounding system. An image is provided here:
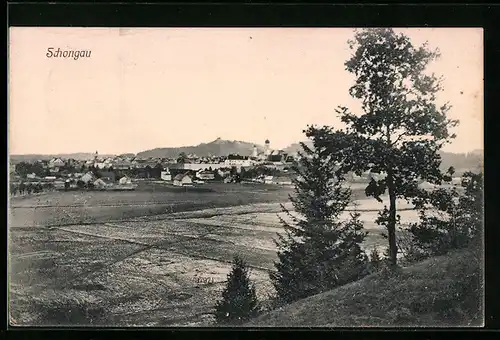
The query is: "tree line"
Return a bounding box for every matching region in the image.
[10,182,55,196]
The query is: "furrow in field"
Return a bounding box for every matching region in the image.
[10,250,59,260]
[173,218,285,234]
[51,227,217,287]
[50,223,274,285]
[56,227,153,246]
[113,219,281,251]
[65,225,275,270]
[55,219,280,251]
[9,200,199,209]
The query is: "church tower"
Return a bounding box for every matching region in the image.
[264,139,271,156]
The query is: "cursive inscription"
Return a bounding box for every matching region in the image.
[46,48,92,60]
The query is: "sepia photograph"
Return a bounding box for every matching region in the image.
[8,27,484,327]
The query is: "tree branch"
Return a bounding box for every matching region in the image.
[391,132,407,146]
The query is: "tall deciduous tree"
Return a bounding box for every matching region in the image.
[313,28,458,266]
[177,152,187,164]
[270,134,368,304]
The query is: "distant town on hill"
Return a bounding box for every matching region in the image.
[10,138,483,172]
[136,138,267,159]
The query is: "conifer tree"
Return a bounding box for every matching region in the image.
[270,134,368,304]
[214,256,259,325]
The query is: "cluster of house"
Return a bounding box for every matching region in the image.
[180,151,296,173]
[35,144,295,173]
[164,168,293,187]
[41,171,136,191]
[45,153,175,172]
[76,171,136,190]
[163,168,224,186]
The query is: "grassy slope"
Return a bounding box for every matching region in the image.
[246,249,483,327]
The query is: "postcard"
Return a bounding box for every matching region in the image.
[8,27,484,327]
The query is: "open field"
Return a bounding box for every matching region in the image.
[8,183,294,228]
[9,182,424,326]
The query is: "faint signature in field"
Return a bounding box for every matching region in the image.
[194,276,219,285]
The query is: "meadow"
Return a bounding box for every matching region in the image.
[8,181,423,326]
[8,183,293,228]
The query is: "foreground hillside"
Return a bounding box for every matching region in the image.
[246,249,483,327]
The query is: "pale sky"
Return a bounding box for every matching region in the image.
[8,27,483,155]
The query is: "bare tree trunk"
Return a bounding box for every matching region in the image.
[386,168,398,266]
[386,126,398,266]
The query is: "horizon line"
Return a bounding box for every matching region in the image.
[8,137,299,156]
[9,145,484,158]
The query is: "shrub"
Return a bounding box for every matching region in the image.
[10,183,18,195]
[369,247,383,273]
[396,230,429,265]
[409,171,483,258]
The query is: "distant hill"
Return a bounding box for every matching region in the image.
[283,141,314,155]
[439,149,483,172]
[118,153,136,158]
[9,153,116,163]
[285,141,482,173]
[136,138,266,158]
